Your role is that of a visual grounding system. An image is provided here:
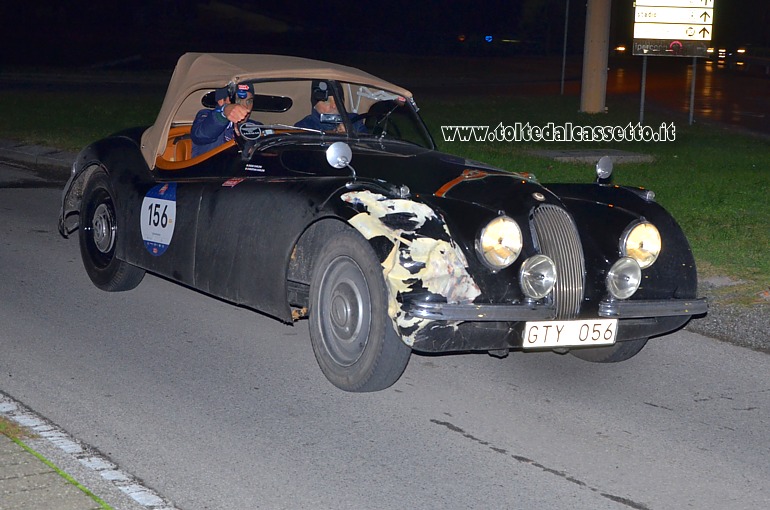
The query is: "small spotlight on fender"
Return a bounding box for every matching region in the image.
[595,156,613,184]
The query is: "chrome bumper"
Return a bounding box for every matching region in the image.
[598,298,708,318]
[407,298,708,322]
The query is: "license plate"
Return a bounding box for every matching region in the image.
[522,319,617,349]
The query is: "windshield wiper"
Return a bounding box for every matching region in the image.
[375,104,401,139]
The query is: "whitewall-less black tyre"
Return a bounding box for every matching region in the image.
[309,230,411,392]
[79,170,145,291]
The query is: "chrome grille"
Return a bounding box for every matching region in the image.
[531,205,585,319]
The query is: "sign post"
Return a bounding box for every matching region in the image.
[561,0,570,95]
[632,0,714,124]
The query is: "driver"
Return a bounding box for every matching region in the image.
[191,83,254,157]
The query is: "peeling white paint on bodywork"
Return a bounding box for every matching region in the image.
[341,190,481,345]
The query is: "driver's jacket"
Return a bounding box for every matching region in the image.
[190,107,234,157]
[294,108,367,133]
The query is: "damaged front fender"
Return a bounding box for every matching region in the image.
[341,190,481,346]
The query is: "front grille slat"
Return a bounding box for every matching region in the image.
[531,205,585,319]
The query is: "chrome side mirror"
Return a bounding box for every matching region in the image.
[595,155,613,184]
[326,142,353,169]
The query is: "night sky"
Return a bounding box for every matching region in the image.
[3,0,768,68]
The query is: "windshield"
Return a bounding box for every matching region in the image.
[239,79,434,149]
[336,81,434,149]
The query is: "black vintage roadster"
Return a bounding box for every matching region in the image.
[59,53,707,392]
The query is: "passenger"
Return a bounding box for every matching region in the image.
[191,83,254,157]
[295,80,365,134]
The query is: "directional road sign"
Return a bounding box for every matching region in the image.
[633,0,714,57]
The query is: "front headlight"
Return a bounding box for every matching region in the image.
[477,216,522,270]
[621,221,661,269]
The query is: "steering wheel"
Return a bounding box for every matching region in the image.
[350,112,401,138]
[235,119,265,157]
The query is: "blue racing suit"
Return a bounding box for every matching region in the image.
[295,108,366,133]
[190,106,234,157]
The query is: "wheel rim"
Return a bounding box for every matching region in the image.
[92,202,116,254]
[318,255,371,367]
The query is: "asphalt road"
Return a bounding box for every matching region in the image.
[1,161,769,509]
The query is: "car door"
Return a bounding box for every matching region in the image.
[193,145,351,321]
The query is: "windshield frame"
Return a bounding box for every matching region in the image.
[236,78,436,151]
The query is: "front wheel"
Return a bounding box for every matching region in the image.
[570,337,648,363]
[79,169,145,291]
[309,230,411,392]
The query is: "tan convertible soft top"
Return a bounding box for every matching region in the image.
[140,53,413,169]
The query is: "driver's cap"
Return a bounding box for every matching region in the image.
[236,82,254,99]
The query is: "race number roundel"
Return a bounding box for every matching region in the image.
[141,183,177,256]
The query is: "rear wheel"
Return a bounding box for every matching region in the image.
[309,230,410,392]
[570,337,648,363]
[79,170,145,291]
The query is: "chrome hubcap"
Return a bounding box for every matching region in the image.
[92,203,116,254]
[320,256,370,366]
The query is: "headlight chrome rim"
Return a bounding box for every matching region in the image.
[606,257,642,300]
[519,254,557,300]
[620,221,661,269]
[477,216,523,270]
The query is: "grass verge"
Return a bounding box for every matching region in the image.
[0,415,34,440]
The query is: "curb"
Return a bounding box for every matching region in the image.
[0,393,177,510]
[3,437,112,510]
[0,139,78,171]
